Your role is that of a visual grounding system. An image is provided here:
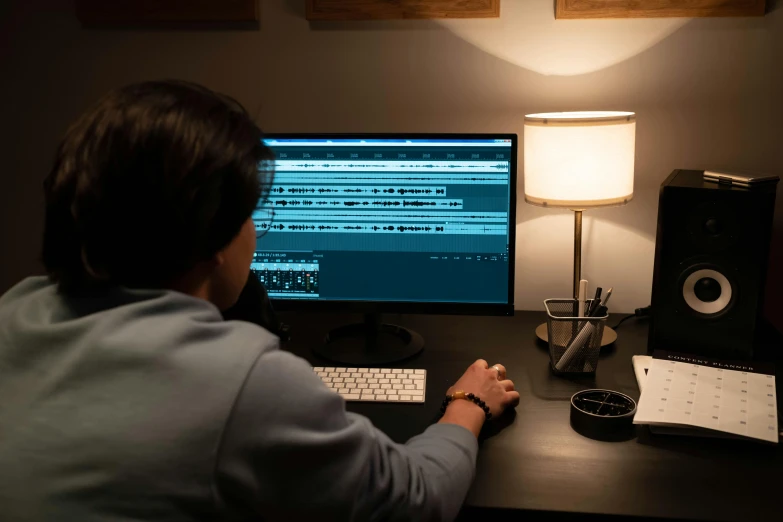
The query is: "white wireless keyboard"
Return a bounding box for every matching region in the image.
[313,367,426,403]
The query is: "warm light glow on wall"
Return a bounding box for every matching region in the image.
[437,2,687,76]
[524,112,636,208]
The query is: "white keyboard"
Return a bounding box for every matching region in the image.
[313,367,427,403]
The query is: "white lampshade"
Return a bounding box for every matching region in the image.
[524,111,636,208]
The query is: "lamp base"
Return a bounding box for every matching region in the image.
[535,322,617,347]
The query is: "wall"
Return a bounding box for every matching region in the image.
[1,0,781,313]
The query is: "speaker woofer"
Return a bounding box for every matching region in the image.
[679,265,736,317]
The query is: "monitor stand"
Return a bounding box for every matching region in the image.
[314,313,425,366]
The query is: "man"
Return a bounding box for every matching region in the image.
[0,80,519,521]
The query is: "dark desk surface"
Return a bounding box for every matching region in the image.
[279,311,782,522]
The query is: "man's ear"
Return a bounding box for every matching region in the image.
[190,253,223,281]
[208,251,225,270]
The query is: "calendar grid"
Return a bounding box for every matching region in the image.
[634,351,778,443]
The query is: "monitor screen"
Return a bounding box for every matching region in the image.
[253,134,516,314]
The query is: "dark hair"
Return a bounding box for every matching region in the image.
[41,80,274,294]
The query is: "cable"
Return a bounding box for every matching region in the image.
[611,305,651,330]
[612,314,636,330]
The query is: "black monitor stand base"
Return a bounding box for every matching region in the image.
[314,313,425,366]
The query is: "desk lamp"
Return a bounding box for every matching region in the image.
[524,111,636,345]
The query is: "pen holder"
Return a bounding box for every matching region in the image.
[544,298,608,375]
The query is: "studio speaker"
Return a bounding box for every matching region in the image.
[649,170,779,359]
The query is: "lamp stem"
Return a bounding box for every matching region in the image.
[573,210,583,300]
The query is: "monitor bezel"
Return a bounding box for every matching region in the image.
[260,132,518,317]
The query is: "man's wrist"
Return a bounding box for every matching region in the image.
[438,397,486,437]
[447,397,487,420]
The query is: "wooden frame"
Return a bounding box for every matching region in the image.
[75,0,258,28]
[305,0,500,20]
[555,0,766,19]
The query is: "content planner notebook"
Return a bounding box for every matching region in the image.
[633,351,778,443]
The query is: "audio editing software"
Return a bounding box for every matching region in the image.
[251,254,320,298]
[253,137,513,304]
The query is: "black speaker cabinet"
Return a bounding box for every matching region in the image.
[649,170,778,359]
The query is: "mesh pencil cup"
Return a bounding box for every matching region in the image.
[544,298,608,375]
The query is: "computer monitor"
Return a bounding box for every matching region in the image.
[253,134,517,364]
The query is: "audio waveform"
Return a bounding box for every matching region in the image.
[273,176,507,184]
[269,213,502,220]
[254,222,506,236]
[288,163,507,170]
[254,209,509,224]
[268,198,464,209]
[270,185,446,196]
[274,159,510,174]
[269,224,446,232]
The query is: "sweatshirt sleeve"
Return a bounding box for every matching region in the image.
[213,349,478,522]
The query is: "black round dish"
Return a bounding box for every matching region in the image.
[570,389,637,441]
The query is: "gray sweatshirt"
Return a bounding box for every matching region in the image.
[0,277,478,522]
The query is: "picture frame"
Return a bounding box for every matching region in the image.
[305,0,501,21]
[555,0,766,19]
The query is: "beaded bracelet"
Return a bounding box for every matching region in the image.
[440,390,492,421]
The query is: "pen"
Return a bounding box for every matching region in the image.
[601,287,613,308]
[586,287,602,317]
[578,279,588,317]
[581,303,609,371]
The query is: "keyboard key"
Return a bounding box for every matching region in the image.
[381,384,392,390]
[346,383,357,389]
[375,395,387,401]
[314,367,324,372]
[336,368,346,373]
[358,383,369,389]
[358,368,369,373]
[404,384,415,390]
[391,379,401,384]
[344,378,355,383]
[387,395,399,401]
[401,395,412,401]
[409,389,424,396]
[338,388,349,394]
[411,374,424,380]
[328,373,339,377]
[415,382,424,390]
[342,394,361,400]
[363,373,374,378]
[379,379,390,384]
[402,379,412,384]
[360,395,375,401]
[415,370,425,375]
[368,379,378,384]
[356,378,367,383]
[403,369,414,374]
[322,377,332,383]
[333,377,344,383]
[351,373,362,378]
[369,368,380,373]
[392,369,402,374]
[340,373,351,378]
[393,384,404,390]
[387,389,398,395]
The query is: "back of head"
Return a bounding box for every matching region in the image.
[41,80,273,295]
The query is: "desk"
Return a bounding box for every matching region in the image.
[279,311,782,521]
